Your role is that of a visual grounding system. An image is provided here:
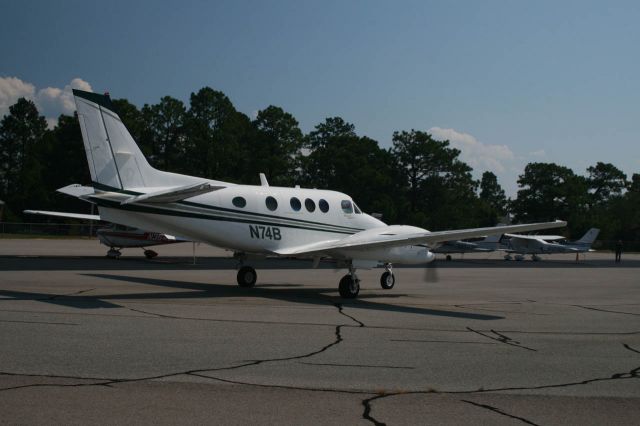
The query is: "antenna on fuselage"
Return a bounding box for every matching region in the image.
[259,173,269,187]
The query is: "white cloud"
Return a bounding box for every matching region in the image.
[428,127,515,173]
[0,76,36,118]
[0,76,92,128]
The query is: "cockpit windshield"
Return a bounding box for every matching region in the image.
[341,200,362,214]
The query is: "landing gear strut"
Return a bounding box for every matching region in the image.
[380,263,395,290]
[339,263,360,298]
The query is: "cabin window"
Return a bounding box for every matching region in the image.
[319,199,329,213]
[265,196,278,211]
[341,200,353,214]
[290,197,301,211]
[305,198,316,212]
[232,196,246,208]
[354,203,362,214]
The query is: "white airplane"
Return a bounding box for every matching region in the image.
[24,208,186,259]
[433,234,503,260]
[66,89,566,298]
[503,228,600,261]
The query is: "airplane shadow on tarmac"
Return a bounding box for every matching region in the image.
[0,269,503,320]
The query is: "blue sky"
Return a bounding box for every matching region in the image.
[1,0,638,195]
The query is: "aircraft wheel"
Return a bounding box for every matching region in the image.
[380,271,395,289]
[339,274,360,298]
[144,249,158,259]
[107,248,121,259]
[445,255,452,261]
[237,266,257,288]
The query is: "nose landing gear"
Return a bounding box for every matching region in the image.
[380,263,395,289]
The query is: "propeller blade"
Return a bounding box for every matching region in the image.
[424,260,439,283]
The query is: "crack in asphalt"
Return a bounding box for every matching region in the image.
[1,343,638,425]
[359,342,639,425]
[467,327,537,352]
[334,302,365,327]
[299,362,414,370]
[0,319,78,325]
[573,305,640,317]
[47,288,95,300]
[461,399,541,425]
[0,301,360,391]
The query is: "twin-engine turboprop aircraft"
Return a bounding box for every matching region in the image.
[68,89,565,298]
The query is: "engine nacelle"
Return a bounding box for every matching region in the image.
[339,246,435,265]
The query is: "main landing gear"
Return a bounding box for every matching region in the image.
[235,253,257,288]
[107,248,121,259]
[237,266,257,287]
[143,249,158,259]
[338,262,396,298]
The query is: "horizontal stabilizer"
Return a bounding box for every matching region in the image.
[24,210,101,221]
[120,182,224,205]
[57,184,95,198]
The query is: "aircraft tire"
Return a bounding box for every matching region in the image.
[446,255,452,261]
[380,271,395,289]
[237,266,257,288]
[144,249,158,259]
[339,275,359,298]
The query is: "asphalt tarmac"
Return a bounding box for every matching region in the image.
[1,239,639,425]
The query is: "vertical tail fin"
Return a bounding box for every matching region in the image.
[576,228,600,245]
[73,90,153,189]
[73,89,204,190]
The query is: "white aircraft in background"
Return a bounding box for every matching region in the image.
[65,89,566,298]
[433,234,503,260]
[24,208,186,259]
[503,228,600,261]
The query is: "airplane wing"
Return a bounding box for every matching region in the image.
[24,210,102,221]
[276,220,566,256]
[120,182,225,205]
[504,233,565,241]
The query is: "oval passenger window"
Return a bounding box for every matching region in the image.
[266,196,278,211]
[232,196,246,208]
[305,198,316,212]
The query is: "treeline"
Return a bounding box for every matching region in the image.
[0,87,638,248]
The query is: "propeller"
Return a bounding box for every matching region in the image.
[423,258,439,283]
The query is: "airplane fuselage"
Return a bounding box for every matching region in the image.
[90,183,432,263]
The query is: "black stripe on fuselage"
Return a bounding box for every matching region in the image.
[91,181,365,233]
[91,196,359,235]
